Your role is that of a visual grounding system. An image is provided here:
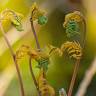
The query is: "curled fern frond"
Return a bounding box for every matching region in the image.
[38,68,55,96]
[16,45,30,60]
[16,45,50,71]
[63,11,83,37]
[34,51,50,72]
[61,41,82,59]
[38,15,48,25]
[0,8,23,31]
[47,41,82,60]
[63,11,83,27]
[31,2,46,22]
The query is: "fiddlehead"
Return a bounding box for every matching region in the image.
[47,11,85,96]
[16,45,30,60]
[0,9,25,96]
[63,11,86,96]
[63,11,83,38]
[61,41,82,60]
[38,68,55,96]
[31,51,50,72]
[31,2,47,25]
[48,41,82,60]
[0,8,23,31]
[16,45,50,72]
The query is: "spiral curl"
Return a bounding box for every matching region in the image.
[48,41,82,60]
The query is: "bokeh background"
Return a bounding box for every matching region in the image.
[0,0,96,96]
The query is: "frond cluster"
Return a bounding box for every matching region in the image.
[63,11,83,27]
[63,11,83,38]
[31,2,46,20]
[48,41,82,60]
[61,41,82,59]
[16,45,50,71]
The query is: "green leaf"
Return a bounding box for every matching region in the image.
[15,24,23,31]
[66,20,80,38]
[36,57,50,72]
[1,9,24,31]
[38,16,48,25]
[11,16,23,31]
[11,18,20,26]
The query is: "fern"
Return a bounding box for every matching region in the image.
[38,68,55,96]
[65,20,80,37]
[0,8,23,31]
[31,2,47,25]
[16,45,30,60]
[16,45,50,72]
[63,11,83,38]
[48,41,82,60]
[61,41,82,59]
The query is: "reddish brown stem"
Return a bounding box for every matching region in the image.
[29,11,41,96]
[67,18,86,96]
[30,18,41,50]
[67,59,80,96]
[0,22,25,96]
[29,57,41,96]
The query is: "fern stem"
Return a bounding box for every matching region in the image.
[67,18,86,96]
[30,18,41,50]
[0,22,25,96]
[29,12,41,96]
[29,57,41,96]
[67,59,80,96]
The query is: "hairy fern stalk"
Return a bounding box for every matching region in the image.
[64,11,86,96]
[0,9,25,96]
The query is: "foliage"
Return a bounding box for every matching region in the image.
[31,2,46,21]
[63,11,83,38]
[0,2,86,96]
[65,20,80,37]
[48,41,82,60]
[38,68,55,96]
[61,41,82,59]
[38,16,48,25]
[0,8,23,31]
[16,45,50,72]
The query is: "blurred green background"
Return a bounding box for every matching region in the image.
[0,0,96,96]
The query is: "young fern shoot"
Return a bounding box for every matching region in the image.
[15,44,55,96]
[30,2,47,50]
[0,9,25,96]
[29,3,56,96]
[63,11,86,96]
[48,11,86,96]
[29,2,48,96]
